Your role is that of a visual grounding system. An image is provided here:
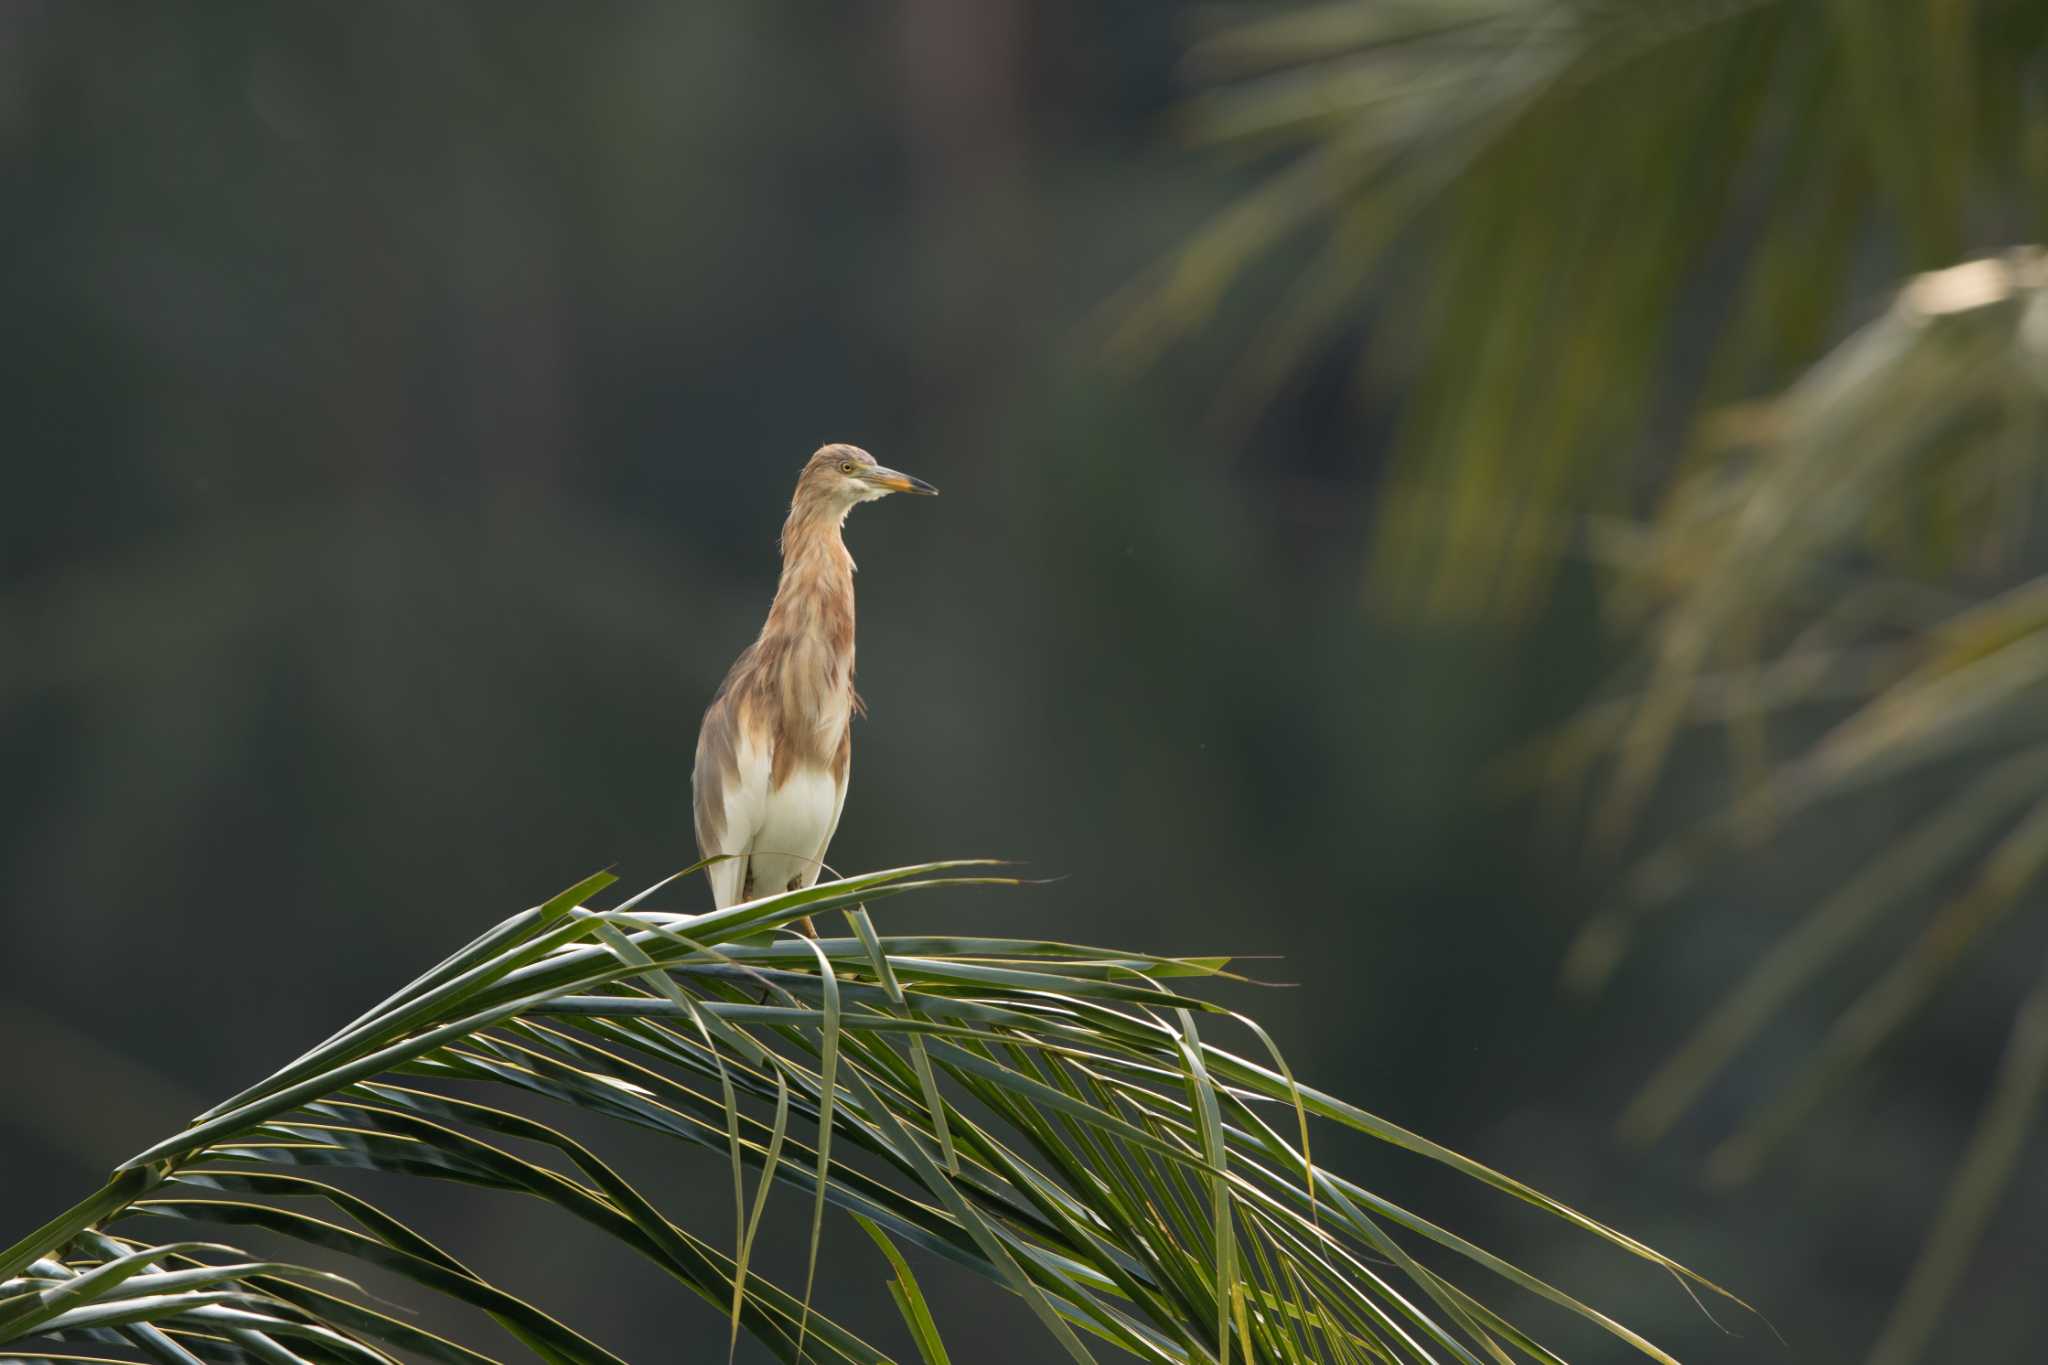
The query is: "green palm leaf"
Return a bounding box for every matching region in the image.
[3,863,1733,1364]
[1523,250,2048,1363]
[1127,0,2048,615]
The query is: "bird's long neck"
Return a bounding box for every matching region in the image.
[754,502,857,740]
[770,503,856,631]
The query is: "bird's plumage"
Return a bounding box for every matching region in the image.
[692,443,934,910]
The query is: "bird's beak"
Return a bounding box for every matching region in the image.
[865,466,939,496]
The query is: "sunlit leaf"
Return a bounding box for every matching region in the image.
[3,866,1726,1364]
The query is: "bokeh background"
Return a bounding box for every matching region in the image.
[5,4,2046,1362]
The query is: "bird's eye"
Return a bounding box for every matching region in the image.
[840,461,856,474]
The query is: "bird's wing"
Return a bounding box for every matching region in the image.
[693,689,757,909]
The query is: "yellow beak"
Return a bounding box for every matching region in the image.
[866,466,939,495]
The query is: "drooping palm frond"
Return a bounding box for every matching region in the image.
[1519,250,2048,1364]
[1123,0,2048,615]
[1550,250,2048,1002]
[2,862,1733,1365]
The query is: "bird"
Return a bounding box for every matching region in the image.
[692,443,937,926]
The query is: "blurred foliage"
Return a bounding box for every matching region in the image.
[0,865,1731,1365]
[1149,2,2048,1360]
[1537,251,2048,1365]
[1133,0,2048,616]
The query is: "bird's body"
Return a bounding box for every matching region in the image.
[692,444,935,910]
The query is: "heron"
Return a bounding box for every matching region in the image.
[692,443,937,925]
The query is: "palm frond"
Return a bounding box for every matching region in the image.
[3,863,1733,1365]
[1127,0,2048,615]
[1524,250,2048,1362]
[1555,248,2048,984]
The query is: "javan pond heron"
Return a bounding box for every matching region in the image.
[691,443,937,927]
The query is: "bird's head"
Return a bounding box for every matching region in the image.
[796,443,938,510]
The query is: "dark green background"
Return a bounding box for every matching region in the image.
[3,4,2038,1361]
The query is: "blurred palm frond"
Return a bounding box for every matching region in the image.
[1129,0,2048,616]
[1527,250,2048,1365]
[0,864,1732,1365]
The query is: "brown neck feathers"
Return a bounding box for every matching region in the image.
[740,502,858,781]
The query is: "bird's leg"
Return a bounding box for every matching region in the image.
[786,877,818,939]
[753,916,815,1002]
